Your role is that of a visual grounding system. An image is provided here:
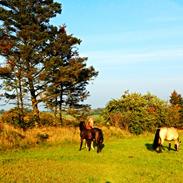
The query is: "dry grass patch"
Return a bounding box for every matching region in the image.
[0,123,80,150]
[0,121,138,151]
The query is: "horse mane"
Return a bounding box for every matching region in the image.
[153,128,160,150]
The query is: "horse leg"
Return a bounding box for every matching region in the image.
[158,144,162,152]
[86,140,94,150]
[97,142,103,153]
[85,140,94,150]
[97,142,102,153]
[168,142,171,151]
[158,139,163,152]
[86,140,91,151]
[159,138,164,152]
[93,139,97,149]
[96,139,101,153]
[97,145,100,153]
[79,138,83,151]
[175,138,181,151]
[174,140,178,151]
[91,141,94,150]
[85,140,88,150]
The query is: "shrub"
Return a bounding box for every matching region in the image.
[39,113,56,126]
[1,108,26,128]
[102,91,173,134]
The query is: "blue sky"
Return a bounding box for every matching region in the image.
[51,0,183,108]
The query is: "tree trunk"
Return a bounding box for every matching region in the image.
[17,75,26,129]
[28,78,40,126]
[31,97,40,126]
[59,85,63,125]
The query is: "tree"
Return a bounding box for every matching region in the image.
[39,25,98,123]
[0,0,98,126]
[169,90,182,106]
[103,91,170,134]
[0,0,62,124]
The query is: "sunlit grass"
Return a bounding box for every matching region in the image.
[0,134,183,183]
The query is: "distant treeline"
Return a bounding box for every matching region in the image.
[1,90,183,135]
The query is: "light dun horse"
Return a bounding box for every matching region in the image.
[153,127,181,152]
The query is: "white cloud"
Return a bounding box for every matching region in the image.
[82,48,183,66]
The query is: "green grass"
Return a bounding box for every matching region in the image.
[0,135,183,183]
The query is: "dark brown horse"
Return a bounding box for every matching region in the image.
[79,121,104,153]
[91,127,104,153]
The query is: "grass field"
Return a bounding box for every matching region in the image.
[0,134,183,183]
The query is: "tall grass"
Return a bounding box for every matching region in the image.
[0,122,132,150]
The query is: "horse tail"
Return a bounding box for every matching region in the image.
[153,128,160,150]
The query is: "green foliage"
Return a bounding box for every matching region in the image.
[90,108,103,116]
[169,90,182,105]
[1,108,29,129]
[168,90,183,127]
[102,91,180,134]
[0,0,98,124]
[1,109,58,129]
[0,0,62,122]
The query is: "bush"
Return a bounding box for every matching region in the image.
[39,113,56,126]
[1,108,27,128]
[102,91,176,134]
[1,109,57,129]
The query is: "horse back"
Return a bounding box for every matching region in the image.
[160,127,179,141]
[80,130,93,140]
[166,127,179,140]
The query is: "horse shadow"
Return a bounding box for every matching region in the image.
[145,143,154,151]
[145,143,177,152]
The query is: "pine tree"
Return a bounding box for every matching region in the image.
[169,90,182,106]
[169,90,183,127]
[41,26,98,123]
[0,1,98,125]
[0,0,62,124]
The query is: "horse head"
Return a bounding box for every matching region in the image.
[79,121,86,131]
